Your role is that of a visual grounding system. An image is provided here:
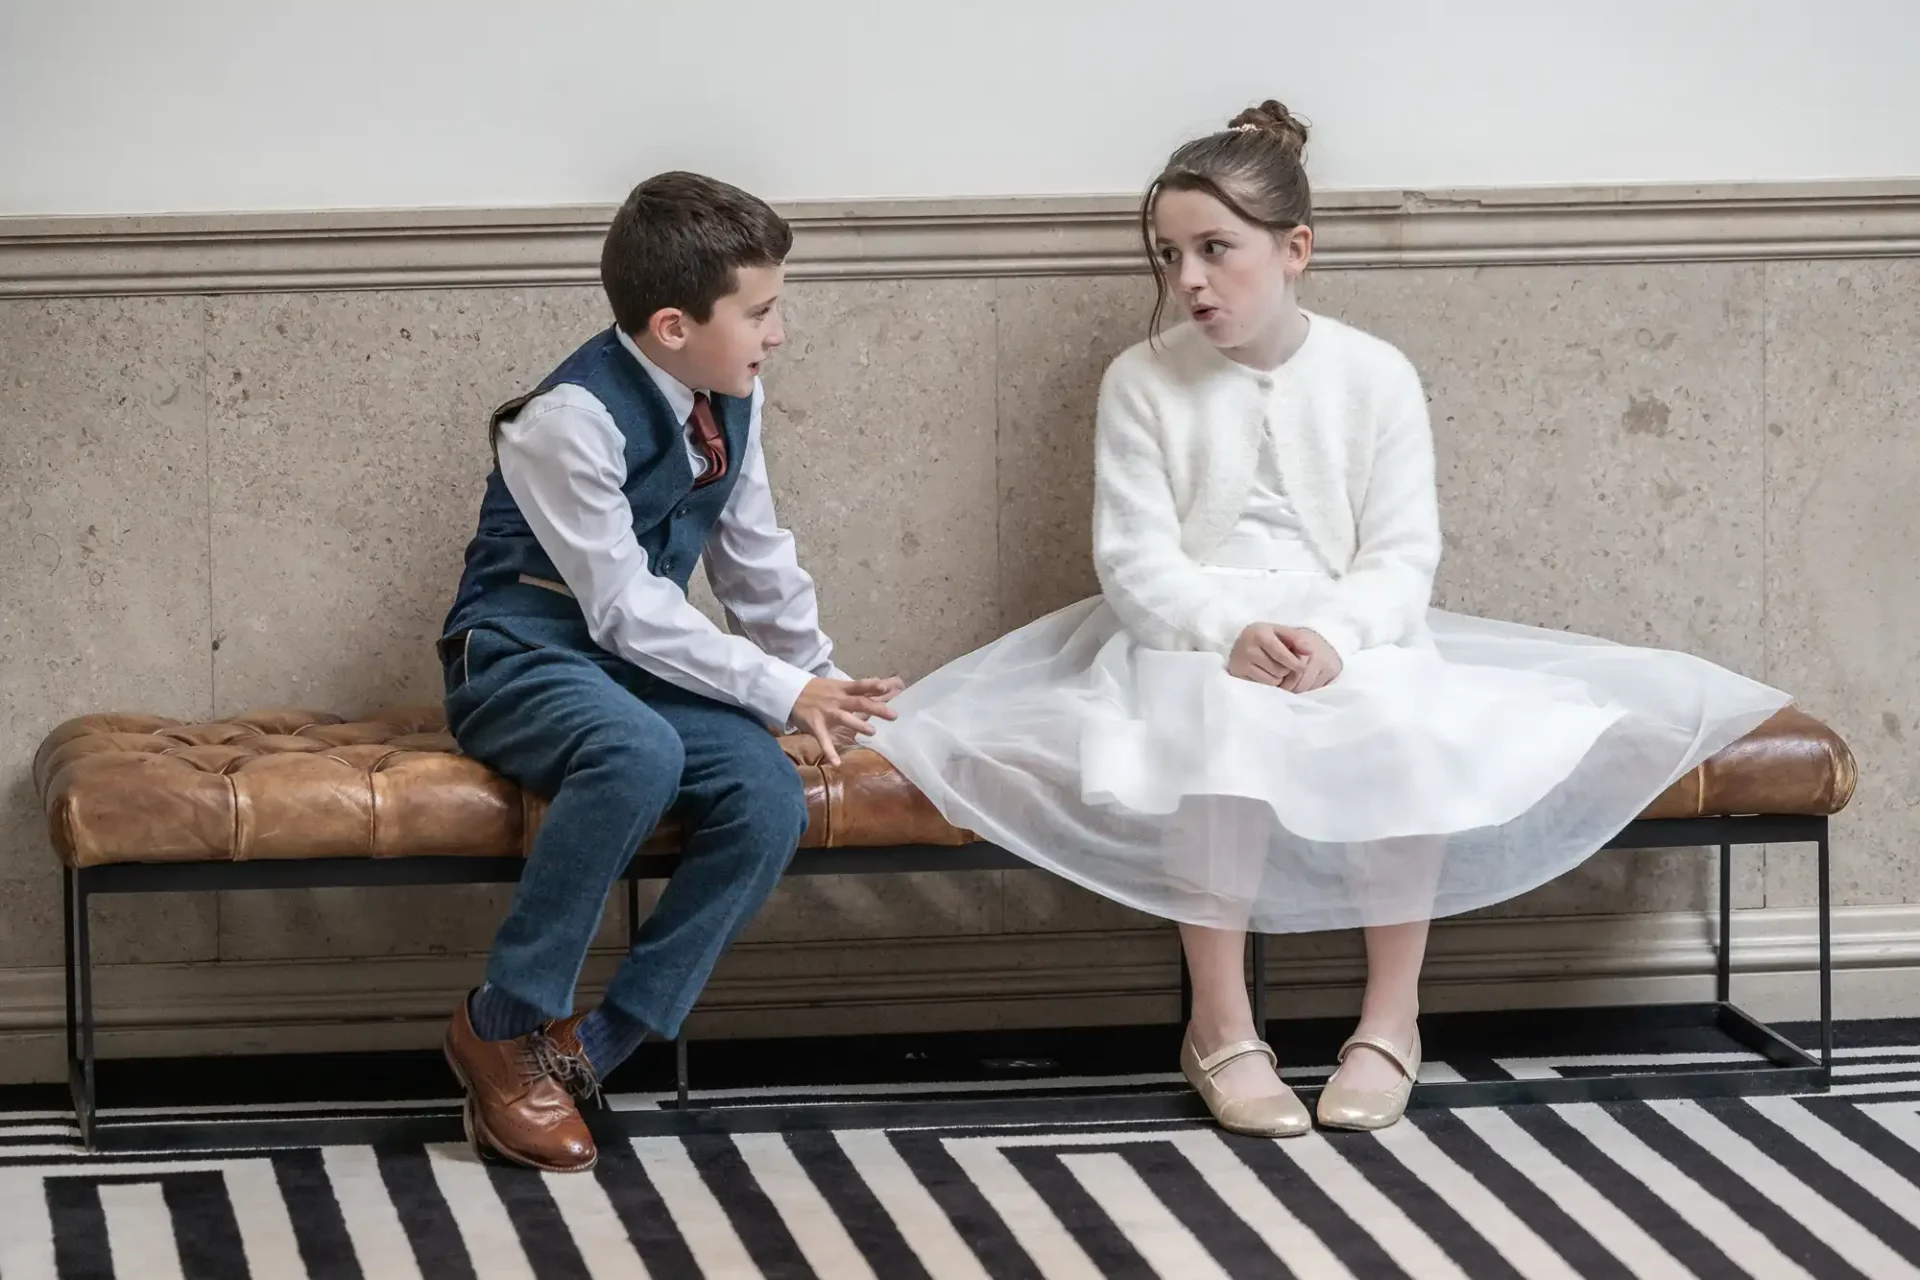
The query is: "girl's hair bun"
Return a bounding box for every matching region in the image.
[1227,100,1309,155]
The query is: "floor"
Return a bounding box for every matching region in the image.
[1,1015,1911,1278]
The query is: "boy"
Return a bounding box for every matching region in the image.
[438,171,902,1172]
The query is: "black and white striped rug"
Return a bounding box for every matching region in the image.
[7,1036,1920,1278]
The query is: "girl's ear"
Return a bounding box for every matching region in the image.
[1281,225,1314,283]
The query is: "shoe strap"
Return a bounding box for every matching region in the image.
[1196,1038,1278,1077]
[1336,1033,1416,1081]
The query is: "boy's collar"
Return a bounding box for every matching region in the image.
[615,327,697,425]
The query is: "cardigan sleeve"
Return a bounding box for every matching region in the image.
[1300,360,1441,659]
[1091,361,1265,656]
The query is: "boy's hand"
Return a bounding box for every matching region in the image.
[828,675,906,750]
[1273,626,1342,693]
[1228,623,1306,686]
[792,676,903,765]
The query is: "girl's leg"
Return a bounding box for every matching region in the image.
[1181,923,1288,1098]
[1330,917,1429,1091]
[1331,835,1443,1091]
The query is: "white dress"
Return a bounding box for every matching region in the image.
[869,320,1791,934]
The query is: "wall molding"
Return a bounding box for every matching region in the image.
[5,180,1920,298]
[1,903,1913,1080]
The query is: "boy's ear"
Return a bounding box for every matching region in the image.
[646,306,690,350]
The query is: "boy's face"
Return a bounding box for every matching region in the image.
[652,264,787,398]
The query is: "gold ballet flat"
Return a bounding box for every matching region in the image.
[1316,1030,1421,1131]
[1180,1032,1312,1138]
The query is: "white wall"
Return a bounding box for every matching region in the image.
[4,0,1918,216]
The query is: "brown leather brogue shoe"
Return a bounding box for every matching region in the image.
[540,1012,604,1108]
[443,993,597,1172]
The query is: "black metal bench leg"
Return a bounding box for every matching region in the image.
[63,867,77,1078]
[1250,933,1269,1036]
[67,867,97,1150]
[1819,826,1833,1075]
[1178,939,1192,1026]
[629,871,690,1108]
[1717,841,1733,1003]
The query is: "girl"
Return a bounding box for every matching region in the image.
[869,100,1790,1135]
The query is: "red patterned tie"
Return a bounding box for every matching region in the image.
[690,393,729,488]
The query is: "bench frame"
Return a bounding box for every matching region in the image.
[62,813,1832,1151]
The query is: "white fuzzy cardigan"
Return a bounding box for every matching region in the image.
[1091,314,1441,660]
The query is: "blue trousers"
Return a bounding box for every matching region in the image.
[443,625,807,1039]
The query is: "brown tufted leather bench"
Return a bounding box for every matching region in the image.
[35,704,1856,1146]
[35,705,1854,867]
[35,707,976,869]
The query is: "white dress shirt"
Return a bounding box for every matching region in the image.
[494,328,846,727]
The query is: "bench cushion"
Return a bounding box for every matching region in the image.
[34,706,1853,870]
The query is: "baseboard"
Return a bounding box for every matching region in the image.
[5,179,1920,297]
[1,903,1913,1083]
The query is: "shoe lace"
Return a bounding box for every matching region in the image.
[524,1029,602,1106]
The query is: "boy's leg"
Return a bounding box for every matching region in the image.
[440,627,684,1169]
[582,681,809,1072]
[451,631,683,1015]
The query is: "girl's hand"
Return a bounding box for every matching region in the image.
[1273,627,1342,693]
[1228,623,1306,686]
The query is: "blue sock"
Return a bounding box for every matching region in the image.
[577,1004,651,1079]
[467,982,546,1042]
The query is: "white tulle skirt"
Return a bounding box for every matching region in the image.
[868,568,1791,933]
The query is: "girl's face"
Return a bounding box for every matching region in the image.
[1152,187,1312,352]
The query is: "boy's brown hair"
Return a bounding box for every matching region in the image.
[601,171,793,333]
